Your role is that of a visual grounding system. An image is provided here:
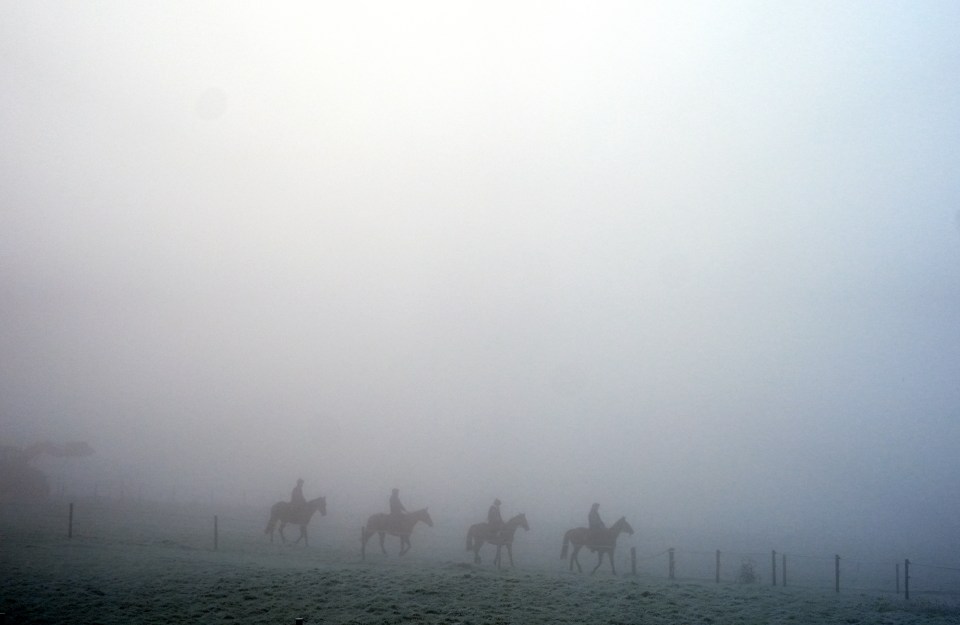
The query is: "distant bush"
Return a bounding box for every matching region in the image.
[738,558,758,584]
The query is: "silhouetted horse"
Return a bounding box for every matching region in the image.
[361,508,433,560]
[264,496,326,546]
[466,512,529,569]
[560,516,634,574]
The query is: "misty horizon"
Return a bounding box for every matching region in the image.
[3,2,959,566]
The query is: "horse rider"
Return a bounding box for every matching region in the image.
[290,479,306,512]
[389,488,406,530]
[588,502,605,544]
[487,498,504,538]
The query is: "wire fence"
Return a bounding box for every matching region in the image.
[3,497,959,606]
[622,547,960,604]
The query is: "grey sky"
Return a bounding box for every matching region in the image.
[2,2,959,555]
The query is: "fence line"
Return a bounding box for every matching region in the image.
[911,562,960,573]
[3,499,958,604]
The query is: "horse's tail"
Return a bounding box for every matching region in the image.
[560,530,571,559]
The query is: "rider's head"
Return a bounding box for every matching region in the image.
[297,479,304,486]
[494,498,501,506]
[392,488,399,495]
[591,503,599,510]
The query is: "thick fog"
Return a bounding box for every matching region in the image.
[3,2,959,560]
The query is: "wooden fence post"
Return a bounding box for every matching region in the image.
[835,554,840,593]
[904,559,910,600]
[715,550,720,584]
[214,515,219,551]
[668,548,675,580]
[896,562,900,595]
[630,547,636,576]
[68,502,74,539]
[771,550,777,586]
[782,553,787,587]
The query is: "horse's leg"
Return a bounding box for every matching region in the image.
[361,527,368,560]
[474,540,482,564]
[400,535,410,556]
[591,550,604,575]
[610,549,617,575]
[279,522,287,543]
[379,531,387,555]
[571,545,582,573]
[300,525,308,547]
[507,544,514,568]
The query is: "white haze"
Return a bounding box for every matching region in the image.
[2,1,960,561]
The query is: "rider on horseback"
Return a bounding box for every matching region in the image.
[487,498,504,538]
[588,502,605,546]
[389,488,406,531]
[290,479,306,512]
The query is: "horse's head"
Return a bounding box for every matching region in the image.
[310,496,327,516]
[419,507,434,527]
[613,516,634,535]
[511,513,529,531]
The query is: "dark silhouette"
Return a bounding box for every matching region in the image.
[0,441,94,503]
[466,512,530,568]
[264,495,327,546]
[487,498,504,536]
[389,488,406,513]
[588,503,605,531]
[587,502,606,552]
[290,479,306,509]
[388,487,406,531]
[561,516,634,575]
[361,508,433,560]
